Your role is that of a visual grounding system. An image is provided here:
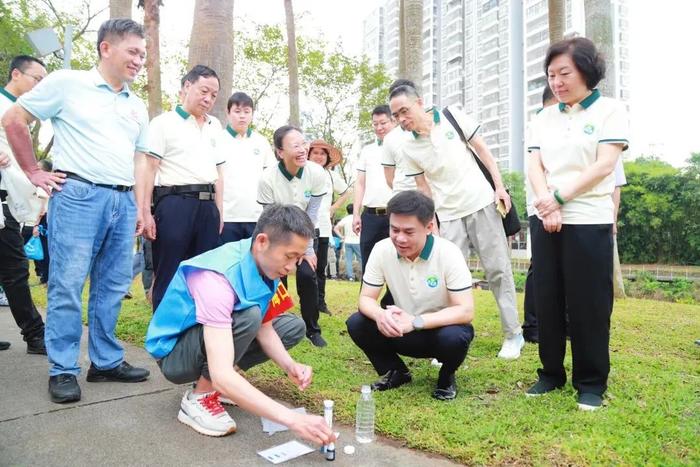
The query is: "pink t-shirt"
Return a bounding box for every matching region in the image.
[186,269,237,328]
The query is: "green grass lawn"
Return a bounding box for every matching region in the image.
[30,277,700,465]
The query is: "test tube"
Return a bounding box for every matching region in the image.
[323,400,335,461]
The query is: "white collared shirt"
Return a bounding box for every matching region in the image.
[357,141,392,208]
[218,126,276,222]
[147,105,224,186]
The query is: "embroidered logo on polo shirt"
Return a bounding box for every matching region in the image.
[426,275,439,288]
[446,130,455,140]
[254,148,261,155]
[304,189,311,198]
[583,124,595,135]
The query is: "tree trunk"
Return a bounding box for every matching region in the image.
[399,0,423,91]
[110,0,132,18]
[143,0,162,119]
[187,0,234,123]
[547,0,566,44]
[584,0,616,97]
[284,0,300,126]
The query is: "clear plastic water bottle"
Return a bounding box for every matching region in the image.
[355,385,375,443]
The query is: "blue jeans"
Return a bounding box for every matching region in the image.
[344,243,361,279]
[46,179,136,376]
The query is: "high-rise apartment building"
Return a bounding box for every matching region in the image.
[362,0,630,173]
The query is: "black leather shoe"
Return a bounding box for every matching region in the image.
[49,374,81,403]
[370,369,412,391]
[523,332,539,344]
[27,337,47,355]
[432,373,457,401]
[0,341,10,351]
[318,304,332,315]
[308,333,327,348]
[86,361,150,383]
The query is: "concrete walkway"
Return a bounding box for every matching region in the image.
[0,306,458,466]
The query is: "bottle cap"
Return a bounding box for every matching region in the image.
[361,385,371,394]
[324,400,334,409]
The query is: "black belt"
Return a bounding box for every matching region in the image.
[154,184,215,201]
[364,206,388,216]
[63,172,133,192]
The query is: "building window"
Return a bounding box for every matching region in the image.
[482,0,499,14]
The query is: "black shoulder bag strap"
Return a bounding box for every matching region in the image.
[442,106,495,190]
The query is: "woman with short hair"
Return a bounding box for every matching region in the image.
[526,37,629,411]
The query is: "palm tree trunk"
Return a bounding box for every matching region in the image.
[110,0,132,18]
[399,0,423,90]
[284,0,300,126]
[548,0,566,43]
[584,0,616,97]
[187,0,235,123]
[142,0,162,119]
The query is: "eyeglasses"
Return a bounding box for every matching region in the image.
[20,71,44,83]
[391,100,418,120]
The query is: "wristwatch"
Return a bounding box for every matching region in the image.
[412,315,425,331]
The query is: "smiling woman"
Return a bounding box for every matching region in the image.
[527,37,630,412]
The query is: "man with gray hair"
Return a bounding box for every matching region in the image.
[2,18,151,404]
[387,84,525,360]
[146,204,335,445]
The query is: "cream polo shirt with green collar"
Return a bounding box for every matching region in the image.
[17,68,149,186]
[217,125,276,222]
[147,105,224,186]
[401,106,494,222]
[257,160,327,210]
[380,125,416,194]
[363,234,472,317]
[527,89,630,224]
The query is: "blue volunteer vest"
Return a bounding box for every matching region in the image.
[145,238,278,359]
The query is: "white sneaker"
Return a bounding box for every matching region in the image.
[430,358,443,367]
[498,334,525,360]
[0,290,8,306]
[177,390,237,437]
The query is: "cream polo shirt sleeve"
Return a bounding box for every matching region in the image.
[356,146,368,172]
[443,241,473,292]
[362,240,387,288]
[309,163,328,197]
[209,117,226,165]
[527,113,542,153]
[257,167,275,205]
[599,101,630,150]
[147,114,167,160]
[449,106,480,143]
[381,134,397,167]
[261,137,277,169]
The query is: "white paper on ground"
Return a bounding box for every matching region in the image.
[261,407,306,435]
[257,440,315,464]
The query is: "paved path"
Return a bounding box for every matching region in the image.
[0,306,458,466]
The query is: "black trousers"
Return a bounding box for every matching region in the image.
[314,236,329,308]
[281,259,321,336]
[0,204,45,341]
[359,210,394,307]
[346,312,474,377]
[530,218,613,396]
[152,195,221,310]
[220,221,256,244]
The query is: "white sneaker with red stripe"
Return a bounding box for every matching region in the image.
[177,390,237,437]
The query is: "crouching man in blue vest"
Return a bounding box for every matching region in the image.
[145,204,335,446]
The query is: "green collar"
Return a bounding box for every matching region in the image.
[226,125,253,138]
[397,233,435,261]
[412,107,441,139]
[175,105,190,120]
[558,89,601,112]
[377,139,383,146]
[278,161,303,181]
[0,87,17,103]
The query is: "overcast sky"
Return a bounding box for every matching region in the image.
[113,0,700,167]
